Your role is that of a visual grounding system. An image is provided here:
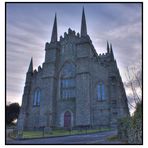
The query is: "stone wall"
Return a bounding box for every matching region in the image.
[18,26,129,130]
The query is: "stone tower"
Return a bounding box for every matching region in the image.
[17,8,129,130]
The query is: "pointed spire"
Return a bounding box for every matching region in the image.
[28,57,33,73]
[110,43,114,59]
[51,13,57,43]
[81,7,87,37]
[110,43,113,53]
[107,41,109,53]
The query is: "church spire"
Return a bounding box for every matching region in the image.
[28,57,33,73]
[81,7,87,37]
[107,41,109,53]
[51,13,57,43]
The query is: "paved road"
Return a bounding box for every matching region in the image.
[6,130,124,144]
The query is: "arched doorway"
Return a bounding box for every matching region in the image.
[64,111,71,128]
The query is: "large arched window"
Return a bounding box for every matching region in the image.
[97,82,105,100]
[60,63,76,100]
[33,88,41,106]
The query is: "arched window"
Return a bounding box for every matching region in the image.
[97,82,105,100]
[60,63,76,100]
[33,88,41,106]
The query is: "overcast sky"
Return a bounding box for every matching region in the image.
[6,3,142,105]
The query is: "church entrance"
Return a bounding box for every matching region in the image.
[64,111,71,128]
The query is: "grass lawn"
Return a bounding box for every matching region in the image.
[107,135,118,141]
[10,128,111,139]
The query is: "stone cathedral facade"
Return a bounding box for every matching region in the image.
[17,9,129,130]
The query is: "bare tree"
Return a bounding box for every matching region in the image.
[124,61,142,111]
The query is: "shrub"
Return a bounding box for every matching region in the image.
[117,102,142,144]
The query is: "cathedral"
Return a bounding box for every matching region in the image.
[17,8,129,130]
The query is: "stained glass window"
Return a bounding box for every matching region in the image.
[97,83,105,100]
[60,63,76,100]
[33,88,41,106]
[61,79,75,99]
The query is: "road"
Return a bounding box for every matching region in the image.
[6,130,124,144]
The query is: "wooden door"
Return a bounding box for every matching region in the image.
[64,111,71,128]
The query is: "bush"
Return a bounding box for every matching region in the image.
[128,102,142,144]
[117,117,130,141]
[117,102,142,144]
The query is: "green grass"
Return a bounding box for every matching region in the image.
[107,135,118,141]
[23,131,43,138]
[10,128,111,139]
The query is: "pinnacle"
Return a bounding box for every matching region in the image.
[28,57,33,73]
[81,7,87,37]
[51,13,57,42]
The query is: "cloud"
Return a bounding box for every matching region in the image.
[107,22,141,40]
[91,20,142,75]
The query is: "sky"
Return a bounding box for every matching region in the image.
[6,3,142,106]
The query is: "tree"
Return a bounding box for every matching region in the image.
[6,103,20,125]
[124,59,142,114]
[118,59,142,144]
